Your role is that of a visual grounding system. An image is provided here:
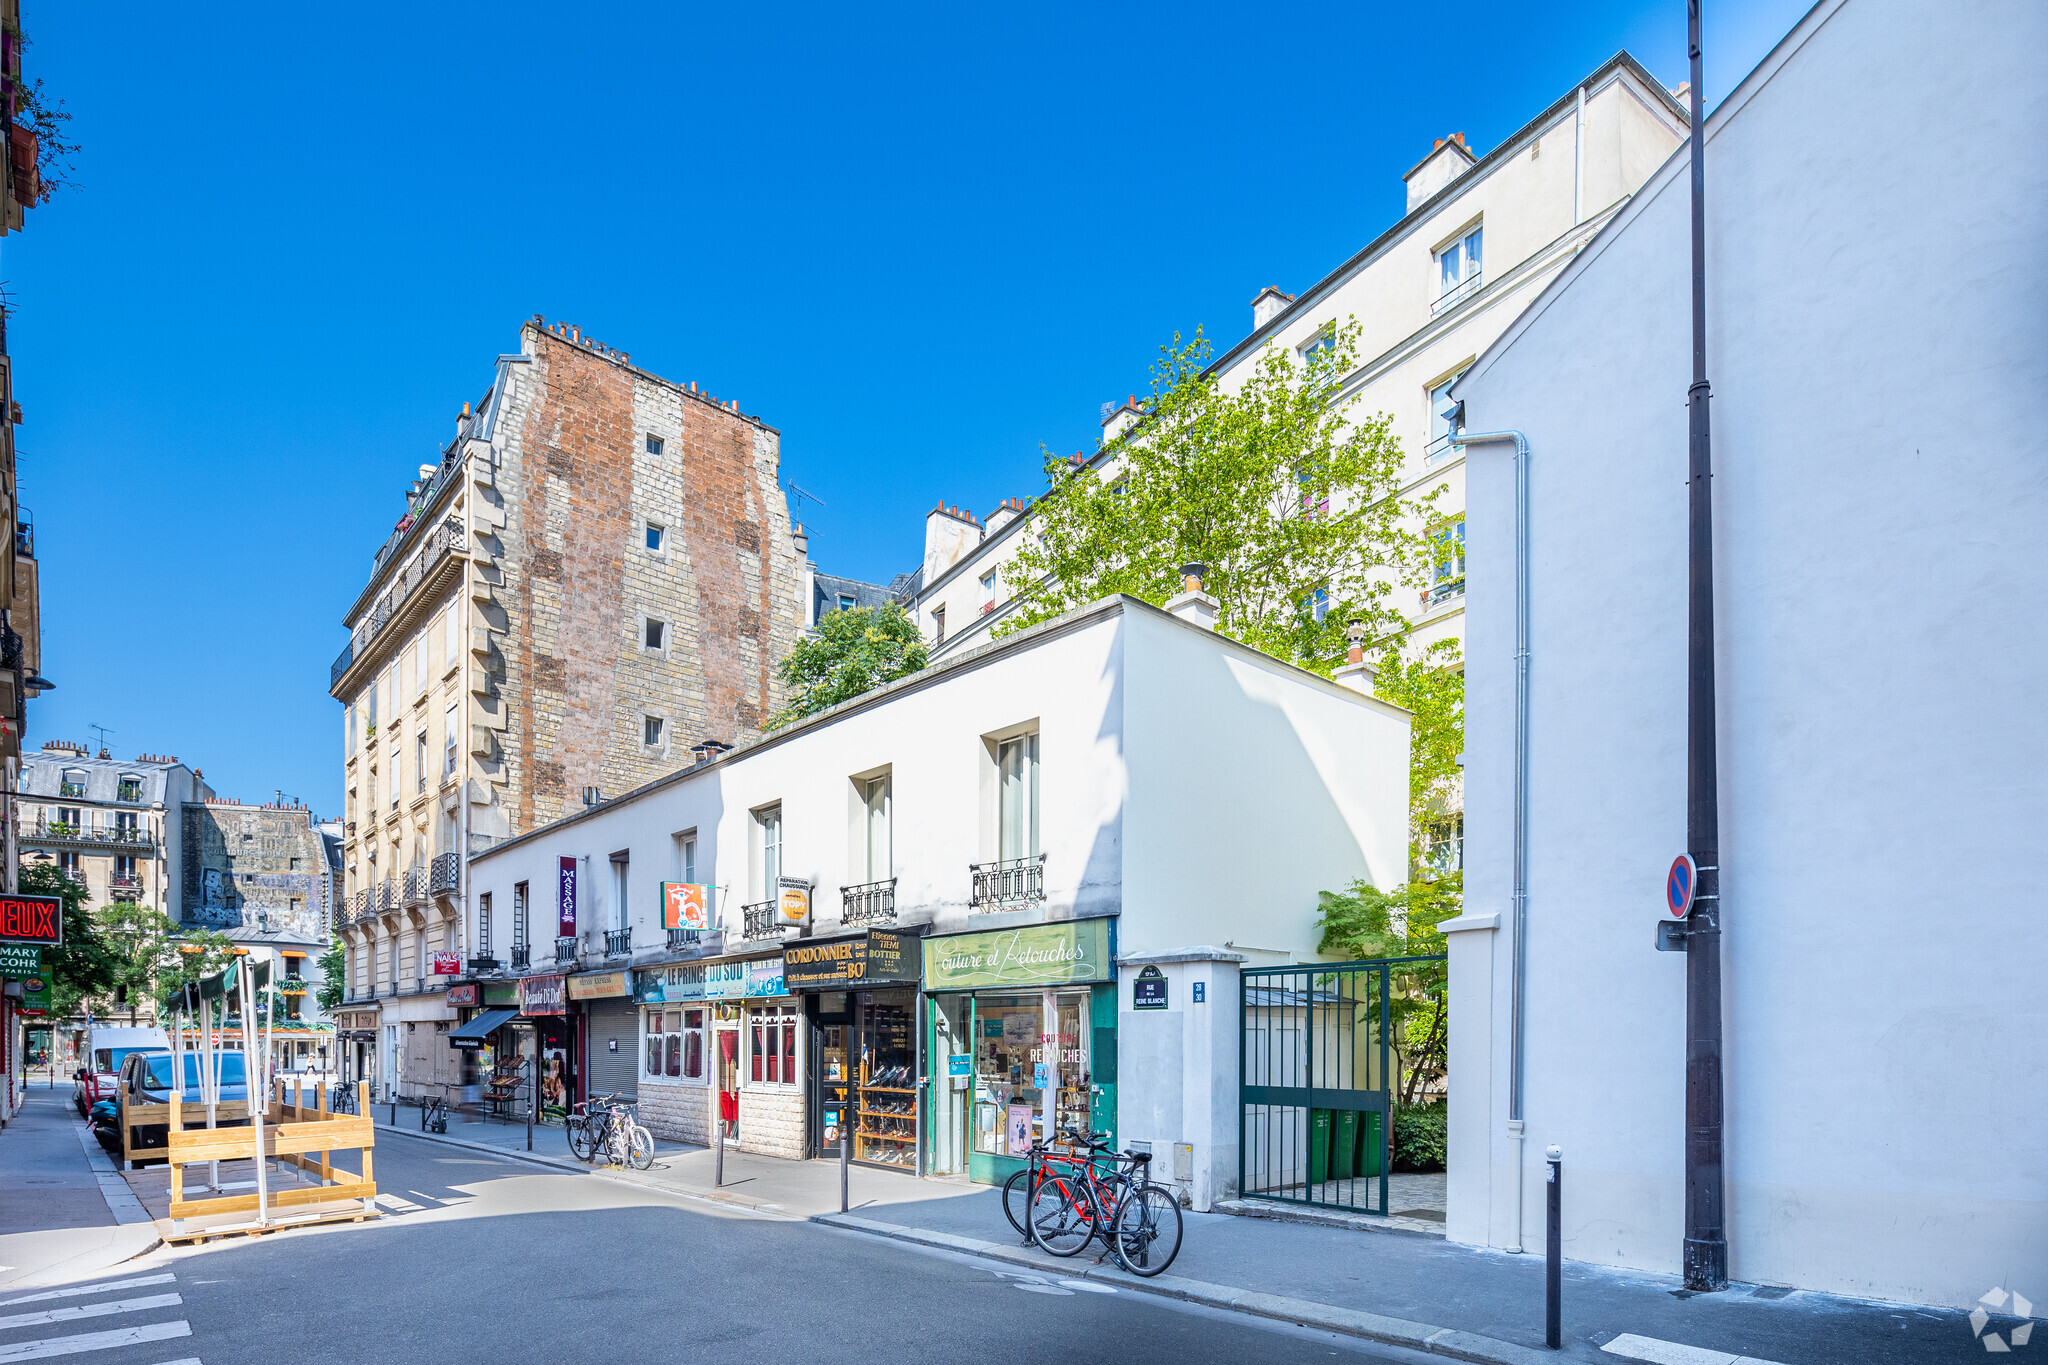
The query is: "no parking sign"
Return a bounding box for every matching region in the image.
[1665,854,1698,918]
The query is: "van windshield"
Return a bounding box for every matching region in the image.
[141,1054,248,1088]
[95,1047,159,1074]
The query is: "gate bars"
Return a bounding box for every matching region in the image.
[1238,956,1444,1215]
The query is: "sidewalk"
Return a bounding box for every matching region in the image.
[0,1089,160,1289]
[375,1114,1988,1365]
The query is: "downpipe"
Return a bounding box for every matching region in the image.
[1452,426,1532,1252]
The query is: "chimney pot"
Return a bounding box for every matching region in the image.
[1165,563,1219,631]
[1251,286,1296,331]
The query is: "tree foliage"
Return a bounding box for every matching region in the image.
[999,324,1428,672]
[316,942,346,1014]
[1316,872,1460,1106]
[153,927,241,1013]
[768,602,930,727]
[25,864,117,1019]
[1371,637,1466,857]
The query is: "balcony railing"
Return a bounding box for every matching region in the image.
[554,936,578,965]
[402,866,430,908]
[1432,269,1483,316]
[334,513,467,690]
[970,854,1046,911]
[510,943,531,970]
[603,928,632,957]
[841,878,897,927]
[741,900,781,940]
[110,875,142,900]
[666,927,701,951]
[429,852,459,897]
[25,815,157,852]
[1422,576,1466,610]
[377,879,400,915]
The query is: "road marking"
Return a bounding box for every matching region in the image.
[0,1320,191,1362]
[1059,1280,1118,1293]
[0,1295,182,1332]
[145,1358,202,1364]
[0,1277,176,1309]
[1601,1332,1792,1365]
[374,1195,422,1213]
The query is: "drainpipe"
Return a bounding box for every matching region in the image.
[1450,422,1531,1252]
[1573,85,1587,226]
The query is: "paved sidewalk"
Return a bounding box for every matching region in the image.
[0,1089,161,1288]
[373,1114,1992,1365]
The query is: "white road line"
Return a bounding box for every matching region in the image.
[0,1294,183,1332]
[0,1277,176,1309]
[145,1359,201,1365]
[0,1319,190,1362]
[1601,1332,1791,1365]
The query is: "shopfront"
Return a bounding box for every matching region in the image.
[333,1008,381,1096]
[570,969,637,1105]
[519,973,573,1122]
[634,963,713,1145]
[447,982,529,1116]
[921,918,1117,1185]
[782,928,923,1171]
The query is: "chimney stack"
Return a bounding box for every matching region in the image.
[791,522,809,561]
[1251,287,1295,331]
[1100,396,1144,447]
[1164,562,1219,632]
[1402,131,1477,212]
[924,503,983,584]
[1333,617,1377,695]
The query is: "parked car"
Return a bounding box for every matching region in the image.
[114,1049,250,1158]
[72,1026,170,1117]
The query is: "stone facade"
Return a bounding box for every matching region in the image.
[182,799,332,937]
[637,1077,713,1147]
[737,1086,805,1161]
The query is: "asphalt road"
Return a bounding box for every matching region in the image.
[1,1130,1428,1365]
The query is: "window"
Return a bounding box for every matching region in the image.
[645,434,665,456]
[117,775,141,803]
[1434,225,1483,311]
[56,806,79,829]
[444,601,461,671]
[755,806,782,900]
[289,857,301,871]
[1298,323,1339,392]
[863,774,891,882]
[1427,520,1467,607]
[347,705,356,755]
[997,732,1040,862]
[1426,373,1467,464]
[289,896,303,917]
[931,606,946,646]
[645,522,665,553]
[412,640,426,697]
[59,768,86,798]
[478,892,492,954]
[647,1007,704,1080]
[644,715,664,747]
[1310,586,1332,624]
[610,853,629,931]
[115,855,136,881]
[837,593,855,613]
[445,704,459,778]
[748,1003,799,1085]
[388,750,400,810]
[115,812,138,836]
[512,881,529,948]
[673,830,698,884]
[366,686,378,734]
[416,732,428,793]
[57,851,78,876]
[979,571,998,615]
[644,618,666,651]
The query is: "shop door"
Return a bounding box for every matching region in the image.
[586,998,639,1101]
[715,1026,740,1140]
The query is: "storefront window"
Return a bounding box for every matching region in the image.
[748,1004,798,1086]
[971,990,1090,1157]
[645,1007,707,1081]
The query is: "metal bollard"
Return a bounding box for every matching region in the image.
[526,1098,534,1152]
[714,1106,725,1187]
[1545,1145,1563,1350]
[840,1122,850,1213]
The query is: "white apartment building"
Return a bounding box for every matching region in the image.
[465,591,1408,1207]
[17,743,204,916]
[1448,0,2045,1309]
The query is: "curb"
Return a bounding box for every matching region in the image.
[1212,1197,1447,1240]
[371,1121,792,1217]
[811,1213,1592,1365]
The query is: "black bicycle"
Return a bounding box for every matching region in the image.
[326,1084,358,1115]
[421,1094,450,1134]
[1025,1133,1184,1277]
[567,1091,632,1162]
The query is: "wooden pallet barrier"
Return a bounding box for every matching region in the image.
[163,1079,377,1237]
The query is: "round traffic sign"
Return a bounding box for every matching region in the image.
[1665,854,1698,918]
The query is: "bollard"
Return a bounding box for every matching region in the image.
[714,1106,725,1187]
[839,1120,850,1214]
[526,1096,534,1152]
[1545,1145,1563,1350]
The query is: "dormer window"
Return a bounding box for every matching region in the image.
[1434,225,1484,313]
[117,775,142,803]
[59,768,86,798]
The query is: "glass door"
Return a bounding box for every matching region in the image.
[853,991,916,1168]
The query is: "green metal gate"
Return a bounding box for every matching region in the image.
[1238,956,1442,1215]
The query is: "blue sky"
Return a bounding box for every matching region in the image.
[11,0,1811,814]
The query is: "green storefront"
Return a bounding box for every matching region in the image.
[920,918,1117,1186]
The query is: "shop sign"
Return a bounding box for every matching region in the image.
[1133,965,1168,1010]
[446,983,481,1007]
[703,959,748,999]
[521,974,568,1017]
[482,982,519,1007]
[557,857,578,938]
[777,877,811,927]
[0,894,62,947]
[663,882,713,931]
[922,919,1113,991]
[0,942,41,976]
[745,958,785,998]
[639,962,705,1004]
[18,975,49,1017]
[431,951,461,976]
[568,970,630,1001]
[781,928,922,991]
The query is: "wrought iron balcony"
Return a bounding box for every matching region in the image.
[666,927,701,951]
[741,900,781,940]
[841,878,897,927]
[335,512,467,690]
[970,854,1046,911]
[24,814,158,852]
[554,936,579,964]
[510,943,531,970]
[401,866,429,909]
[377,879,400,915]
[429,851,459,897]
[603,928,632,957]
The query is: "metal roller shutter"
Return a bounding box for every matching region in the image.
[585,997,640,1102]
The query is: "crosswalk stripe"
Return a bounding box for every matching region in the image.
[0,1277,176,1309]
[0,1319,190,1362]
[0,1294,183,1332]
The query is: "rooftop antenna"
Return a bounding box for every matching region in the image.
[88,722,115,753]
[785,481,827,522]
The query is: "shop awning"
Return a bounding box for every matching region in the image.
[447,1008,518,1050]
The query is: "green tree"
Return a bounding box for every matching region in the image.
[1371,637,1466,861]
[767,602,930,727]
[315,942,346,1013]
[89,904,179,1023]
[154,927,240,1014]
[1316,873,1459,1106]
[999,324,1428,672]
[22,864,119,1020]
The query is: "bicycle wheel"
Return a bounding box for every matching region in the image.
[567,1116,595,1162]
[1114,1183,1184,1277]
[1002,1168,1035,1237]
[628,1125,655,1171]
[1027,1177,1095,1257]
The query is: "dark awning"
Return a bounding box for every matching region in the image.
[448,1008,518,1049]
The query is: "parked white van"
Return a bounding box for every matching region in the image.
[73,1025,171,1116]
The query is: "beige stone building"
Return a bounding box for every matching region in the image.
[327,317,805,1101]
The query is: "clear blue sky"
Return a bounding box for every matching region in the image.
[11,0,1810,815]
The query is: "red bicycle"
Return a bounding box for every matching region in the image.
[1000,1129,1095,1241]
[1024,1130,1184,1277]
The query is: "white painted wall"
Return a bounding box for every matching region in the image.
[1452,0,2048,1309]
